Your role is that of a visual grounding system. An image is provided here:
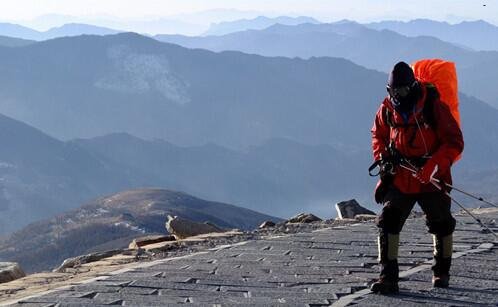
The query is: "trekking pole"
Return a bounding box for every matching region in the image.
[430,179,498,209]
[398,158,498,209]
[431,179,498,239]
[399,164,498,239]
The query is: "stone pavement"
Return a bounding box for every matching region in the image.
[5,209,498,306]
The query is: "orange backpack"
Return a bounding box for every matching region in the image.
[411,59,461,128]
[411,59,461,161]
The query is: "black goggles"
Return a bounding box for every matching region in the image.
[386,81,417,99]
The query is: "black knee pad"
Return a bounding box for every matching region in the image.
[427,216,456,236]
[376,203,404,234]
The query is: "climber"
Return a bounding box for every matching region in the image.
[370,61,464,294]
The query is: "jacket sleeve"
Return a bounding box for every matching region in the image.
[430,99,464,165]
[371,101,391,161]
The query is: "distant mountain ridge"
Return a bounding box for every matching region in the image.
[0,32,387,148]
[0,108,366,236]
[0,188,279,273]
[0,23,40,41]
[0,22,120,40]
[42,23,121,38]
[0,32,498,236]
[73,133,373,219]
[0,107,371,237]
[0,112,155,234]
[366,19,498,51]
[70,95,498,213]
[204,16,320,36]
[155,21,498,109]
[1,89,496,236]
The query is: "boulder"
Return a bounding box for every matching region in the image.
[129,235,176,249]
[287,213,322,224]
[0,262,26,284]
[259,221,276,229]
[335,199,376,219]
[165,215,225,239]
[53,249,124,272]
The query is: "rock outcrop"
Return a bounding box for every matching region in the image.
[0,188,278,274]
[165,215,225,239]
[335,199,376,219]
[259,221,276,229]
[128,235,176,249]
[53,250,125,273]
[0,262,25,284]
[287,213,322,224]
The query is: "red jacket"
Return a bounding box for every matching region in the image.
[371,83,464,194]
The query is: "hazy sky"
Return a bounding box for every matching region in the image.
[0,0,496,31]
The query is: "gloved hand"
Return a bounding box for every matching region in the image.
[379,158,395,182]
[374,155,396,204]
[375,180,389,204]
[379,155,397,184]
[415,157,450,184]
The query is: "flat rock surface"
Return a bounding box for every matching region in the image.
[4,209,498,306]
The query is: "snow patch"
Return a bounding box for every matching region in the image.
[96,208,110,214]
[113,221,146,234]
[94,44,190,105]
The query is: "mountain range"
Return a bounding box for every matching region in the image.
[3,17,498,51]
[0,93,495,238]
[0,23,120,41]
[73,133,372,218]
[3,19,498,109]
[0,113,156,234]
[0,105,373,235]
[0,106,369,235]
[1,17,497,278]
[0,32,498,233]
[0,32,387,148]
[204,16,320,36]
[0,188,278,273]
[0,23,40,41]
[366,19,498,51]
[155,21,498,109]
[0,30,496,285]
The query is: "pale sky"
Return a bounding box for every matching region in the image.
[0,0,496,31]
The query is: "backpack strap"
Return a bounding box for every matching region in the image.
[384,107,395,128]
[383,83,439,154]
[384,83,439,129]
[422,83,439,129]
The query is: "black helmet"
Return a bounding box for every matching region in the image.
[387,61,420,112]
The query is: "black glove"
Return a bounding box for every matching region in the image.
[375,181,389,204]
[374,155,396,204]
[379,158,395,183]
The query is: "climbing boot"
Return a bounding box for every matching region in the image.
[432,274,450,288]
[372,232,400,294]
[371,276,399,294]
[432,234,452,288]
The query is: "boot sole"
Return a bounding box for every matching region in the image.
[433,281,449,288]
[370,283,399,294]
